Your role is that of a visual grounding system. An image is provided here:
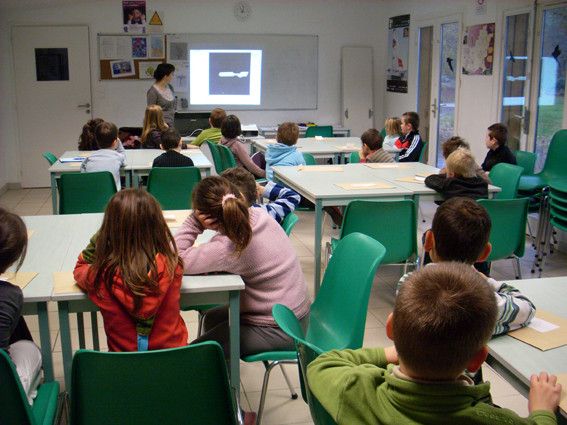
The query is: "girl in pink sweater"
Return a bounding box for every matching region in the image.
[174,176,310,358]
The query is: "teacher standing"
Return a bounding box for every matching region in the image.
[147,63,176,127]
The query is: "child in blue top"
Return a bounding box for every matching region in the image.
[265,122,306,181]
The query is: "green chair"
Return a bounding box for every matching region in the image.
[417,141,428,163]
[0,350,60,425]
[514,150,537,175]
[217,143,238,170]
[488,163,524,199]
[302,152,317,165]
[42,153,57,166]
[247,233,385,425]
[348,151,360,163]
[380,127,386,138]
[206,140,224,175]
[281,212,299,236]
[147,166,201,210]
[70,342,243,425]
[325,200,417,273]
[478,198,529,279]
[305,126,333,138]
[59,171,117,214]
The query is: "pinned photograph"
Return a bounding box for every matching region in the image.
[110,59,135,78]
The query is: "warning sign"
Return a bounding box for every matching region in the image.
[147,10,163,33]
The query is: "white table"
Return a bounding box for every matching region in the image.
[258,125,350,138]
[487,276,567,421]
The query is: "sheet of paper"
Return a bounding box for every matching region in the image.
[395,176,426,184]
[416,172,436,178]
[308,137,332,141]
[508,310,567,351]
[77,152,91,157]
[364,163,413,169]
[27,230,34,238]
[297,165,343,172]
[528,317,560,333]
[53,271,83,294]
[69,163,82,168]
[262,139,277,144]
[556,374,567,413]
[335,182,395,190]
[163,210,191,228]
[0,272,38,290]
[333,145,357,150]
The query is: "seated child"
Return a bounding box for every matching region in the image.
[74,189,188,351]
[399,197,536,335]
[187,108,226,149]
[482,123,517,172]
[78,118,104,151]
[439,136,491,183]
[152,128,194,168]
[359,128,395,163]
[425,148,488,201]
[0,209,42,405]
[395,111,424,162]
[81,122,127,190]
[141,105,168,149]
[219,115,266,179]
[308,263,560,424]
[382,117,401,149]
[221,167,300,224]
[265,122,306,181]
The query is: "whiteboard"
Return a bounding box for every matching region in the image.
[167,34,318,111]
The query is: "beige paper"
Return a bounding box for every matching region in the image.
[297,165,343,172]
[335,182,395,190]
[395,176,426,184]
[365,163,413,169]
[556,375,567,412]
[0,272,38,290]
[69,163,81,168]
[416,172,436,178]
[53,271,83,294]
[308,137,332,141]
[262,139,277,144]
[333,145,357,150]
[27,230,34,238]
[77,152,91,157]
[508,310,567,351]
[163,210,191,228]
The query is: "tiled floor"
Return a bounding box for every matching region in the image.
[2,187,567,424]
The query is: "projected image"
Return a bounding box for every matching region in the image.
[190,49,262,105]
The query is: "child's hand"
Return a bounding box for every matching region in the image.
[194,210,219,231]
[529,372,561,413]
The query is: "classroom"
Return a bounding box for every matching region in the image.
[0,0,566,424]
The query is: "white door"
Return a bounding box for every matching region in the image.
[12,26,92,187]
[342,46,373,137]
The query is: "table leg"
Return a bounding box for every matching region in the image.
[125,170,132,188]
[132,171,139,188]
[37,302,54,382]
[58,301,73,390]
[314,199,323,296]
[50,173,58,214]
[228,290,240,397]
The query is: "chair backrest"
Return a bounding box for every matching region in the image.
[302,152,317,165]
[59,171,117,214]
[417,141,428,163]
[70,342,239,425]
[478,198,529,260]
[348,151,360,163]
[540,129,567,180]
[206,140,224,175]
[514,150,537,175]
[340,199,417,265]
[305,126,333,138]
[42,153,57,166]
[488,163,524,199]
[0,350,36,425]
[147,166,201,210]
[217,143,238,170]
[380,128,386,138]
[280,212,299,236]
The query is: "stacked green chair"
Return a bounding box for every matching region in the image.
[59,171,117,214]
[281,212,299,236]
[147,166,201,210]
[544,180,567,272]
[514,150,537,175]
[478,198,529,279]
[206,140,224,175]
[302,152,317,165]
[0,350,60,425]
[305,126,333,138]
[70,342,242,425]
[488,163,524,199]
[42,153,57,166]
[348,151,360,163]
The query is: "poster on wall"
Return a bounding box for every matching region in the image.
[123,1,147,34]
[386,14,410,93]
[462,23,495,75]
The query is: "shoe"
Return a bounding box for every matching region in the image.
[324,206,343,227]
[243,410,257,425]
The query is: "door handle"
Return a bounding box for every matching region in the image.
[368,109,373,119]
[344,108,349,119]
[431,99,437,119]
[78,103,90,108]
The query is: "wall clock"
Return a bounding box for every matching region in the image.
[233,1,252,22]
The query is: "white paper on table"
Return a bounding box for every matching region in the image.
[414,175,426,182]
[528,317,560,333]
[315,136,324,140]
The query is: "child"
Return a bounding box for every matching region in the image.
[141,105,168,149]
[383,117,401,149]
[174,176,310,359]
[0,209,42,405]
[482,123,517,172]
[219,115,266,179]
[187,108,227,149]
[395,111,424,162]
[308,263,561,424]
[81,122,127,190]
[425,148,488,201]
[265,122,306,181]
[152,128,194,168]
[439,136,491,184]
[359,128,395,163]
[74,189,188,352]
[78,118,104,151]
[399,197,536,335]
[221,167,300,224]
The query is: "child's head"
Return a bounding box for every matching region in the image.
[192,176,252,254]
[79,118,104,150]
[401,112,419,134]
[221,115,242,139]
[95,122,118,149]
[221,167,257,207]
[360,128,384,151]
[486,123,508,149]
[391,263,497,379]
[143,105,166,132]
[427,197,492,264]
[160,128,181,151]
[385,117,402,136]
[441,136,470,160]
[0,209,28,274]
[277,122,300,146]
[445,147,477,178]
[210,108,227,128]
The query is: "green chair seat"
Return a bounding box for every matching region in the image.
[280,212,299,236]
[147,166,201,210]
[514,151,537,175]
[518,174,548,192]
[348,151,360,163]
[489,163,524,199]
[59,171,117,214]
[302,152,317,165]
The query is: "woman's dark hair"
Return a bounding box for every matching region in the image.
[221,115,242,139]
[153,63,175,81]
[78,118,104,151]
[0,208,28,274]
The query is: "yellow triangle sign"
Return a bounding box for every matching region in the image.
[149,11,163,25]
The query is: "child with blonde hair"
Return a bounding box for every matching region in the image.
[383,117,401,149]
[141,105,168,149]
